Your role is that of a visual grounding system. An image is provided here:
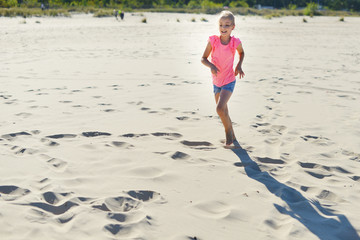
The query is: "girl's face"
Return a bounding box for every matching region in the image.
[219,17,235,38]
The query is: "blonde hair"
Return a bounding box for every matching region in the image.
[219,10,235,25]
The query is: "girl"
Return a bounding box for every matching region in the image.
[201,10,245,147]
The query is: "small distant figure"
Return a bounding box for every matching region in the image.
[113,9,118,20]
[119,10,124,20]
[41,3,45,11]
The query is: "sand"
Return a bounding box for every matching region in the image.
[0,12,360,240]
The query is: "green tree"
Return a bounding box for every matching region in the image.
[187,0,201,8]
[7,0,18,7]
[0,0,7,7]
[304,2,319,15]
[229,0,249,7]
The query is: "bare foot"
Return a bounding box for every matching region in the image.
[232,130,236,142]
[225,130,234,146]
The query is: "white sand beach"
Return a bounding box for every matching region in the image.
[0,12,360,239]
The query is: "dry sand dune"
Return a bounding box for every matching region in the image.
[1,13,360,239]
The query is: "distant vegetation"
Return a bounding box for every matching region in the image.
[0,0,359,17]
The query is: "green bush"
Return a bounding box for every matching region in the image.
[201,0,222,9]
[187,0,200,9]
[288,4,297,10]
[7,0,18,7]
[304,2,319,16]
[20,0,40,8]
[229,1,249,8]
[0,0,7,7]
[93,9,112,17]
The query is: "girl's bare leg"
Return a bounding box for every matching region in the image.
[215,90,236,145]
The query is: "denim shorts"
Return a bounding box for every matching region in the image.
[213,80,236,94]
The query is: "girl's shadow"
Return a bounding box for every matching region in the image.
[231,140,359,240]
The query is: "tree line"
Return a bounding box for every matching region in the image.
[1,0,359,12]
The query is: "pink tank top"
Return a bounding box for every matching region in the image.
[209,35,241,87]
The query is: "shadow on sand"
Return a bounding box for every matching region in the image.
[231,141,359,240]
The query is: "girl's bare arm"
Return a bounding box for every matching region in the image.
[235,43,245,78]
[201,42,219,76]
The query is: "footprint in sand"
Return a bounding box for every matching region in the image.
[126,190,160,202]
[46,134,77,139]
[127,101,143,106]
[0,185,31,201]
[4,99,18,105]
[253,123,271,128]
[151,132,182,140]
[299,161,352,175]
[41,191,73,205]
[299,161,319,169]
[103,224,137,237]
[256,157,285,165]
[176,116,190,121]
[176,111,201,121]
[120,133,149,138]
[106,212,151,231]
[189,201,232,219]
[26,200,79,216]
[301,135,334,146]
[27,194,94,223]
[341,149,360,162]
[267,97,281,104]
[0,94,12,100]
[93,196,144,213]
[350,176,360,182]
[13,146,37,155]
[82,131,111,137]
[337,94,356,100]
[171,151,190,160]
[111,141,134,149]
[102,109,116,112]
[71,90,82,93]
[321,165,352,174]
[72,105,87,108]
[264,138,280,145]
[296,90,312,95]
[32,177,51,191]
[316,190,342,202]
[161,107,178,113]
[56,213,75,224]
[46,158,68,172]
[264,219,282,230]
[15,112,32,118]
[304,171,332,179]
[138,84,150,87]
[181,140,215,150]
[94,191,160,237]
[2,143,37,155]
[98,103,112,106]
[2,131,32,140]
[41,138,60,147]
[255,114,265,121]
[271,125,287,134]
